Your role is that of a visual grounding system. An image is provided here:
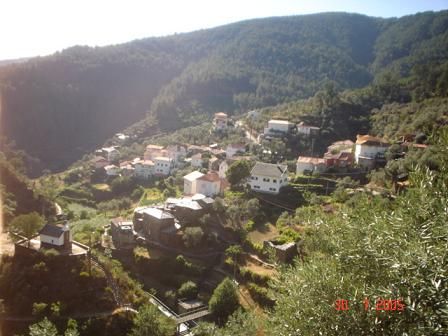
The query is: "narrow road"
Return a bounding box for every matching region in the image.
[236,120,258,144]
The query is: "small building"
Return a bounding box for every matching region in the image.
[154,157,173,176]
[173,199,204,224]
[183,171,205,195]
[323,151,354,169]
[144,144,166,161]
[99,147,120,162]
[208,157,221,172]
[115,133,130,142]
[249,162,288,194]
[104,164,120,176]
[196,196,215,210]
[226,143,247,158]
[354,135,390,169]
[296,157,326,175]
[110,218,135,249]
[263,240,298,263]
[211,148,226,159]
[133,207,176,241]
[297,122,320,136]
[187,145,210,155]
[264,119,294,136]
[213,112,228,131]
[196,172,221,197]
[134,159,155,179]
[326,140,354,154]
[119,161,135,176]
[166,144,187,163]
[92,156,109,169]
[191,153,204,169]
[39,222,72,250]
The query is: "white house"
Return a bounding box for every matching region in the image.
[354,135,390,169]
[39,222,72,250]
[183,171,205,195]
[264,120,294,135]
[226,143,246,158]
[196,172,222,197]
[104,164,120,176]
[213,112,228,131]
[134,159,155,179]
[166,144,187,163]
[144,145,166,161]
[120,161,135,176]
[297,122,320,136]
[154,157,173,176]
[296,156,326,175]
[115,133,130,142]
[249,162,288,194]
[99,147,120,162]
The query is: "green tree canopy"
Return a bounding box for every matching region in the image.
[209,278,239,325]
[226,160,252,187]
[9,212,44,247]
[183,227,204,248]
[178,281,198,300]
[28,317,58,336]
[130,304,176,336]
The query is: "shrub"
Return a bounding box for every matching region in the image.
[247,282,274,307]
[178,281,198,300]
[183,227,204,248]
[209,278,239,325]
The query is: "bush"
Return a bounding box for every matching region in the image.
[209,278,239,325]
[131,186,144,200]
[245,220,255,231]
[110,176,136,195]
[239,268,270,286]
[178,281,198,300]
[79,210,89,220]
[183,227,204,248]
[247,282,274,307]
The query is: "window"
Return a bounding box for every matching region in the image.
[269,188,277,192]
[253,185,260,189]
[263,178,270,182]
[273,179,277,183]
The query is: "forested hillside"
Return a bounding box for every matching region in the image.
[1,11,447,173]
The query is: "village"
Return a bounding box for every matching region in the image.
[5,110,429,335]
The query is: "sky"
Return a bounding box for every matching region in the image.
[1,0,447,60]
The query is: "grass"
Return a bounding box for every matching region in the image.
[92,183,111,191]
[139,188,164,206]
[242,261,277,277]
[70,215,110,245]
[67,202,97,217]
[248,223,279,244]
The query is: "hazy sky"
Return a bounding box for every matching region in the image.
[1,0,447,60]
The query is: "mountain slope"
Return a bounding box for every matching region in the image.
[0,11,447,173]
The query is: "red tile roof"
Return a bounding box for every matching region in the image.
[297,156,325,164]
[198,172,221,182]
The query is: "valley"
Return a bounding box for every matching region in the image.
[0,8,447,336]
